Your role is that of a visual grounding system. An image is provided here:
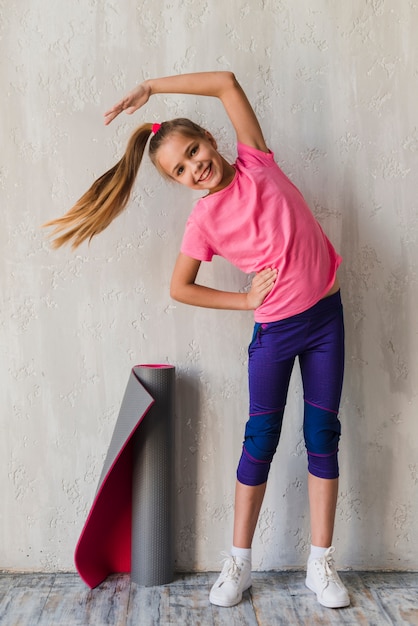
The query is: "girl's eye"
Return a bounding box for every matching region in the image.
[190,146,198,156]
[177,166,184,176]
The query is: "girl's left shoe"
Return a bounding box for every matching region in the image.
[305,546,350,608]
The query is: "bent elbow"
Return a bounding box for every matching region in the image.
[169,283,178,301]
[170,282,184,303]
[224,71,239,91]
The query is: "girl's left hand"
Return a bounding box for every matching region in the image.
[104,82,151,125]
[247,267,278,310]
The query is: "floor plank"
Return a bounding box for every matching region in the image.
[375,587,418,626]
[0,571,416,626]
[0,574,55,626]
[166,574,216,626]
[250,572,302,625]
[127,581,170,626]
[37,574,131,626]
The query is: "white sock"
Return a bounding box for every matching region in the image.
[309,545,328,562]
[231,545,252,561]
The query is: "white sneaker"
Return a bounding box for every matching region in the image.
[305,546,350,608]
[209,553,252,607]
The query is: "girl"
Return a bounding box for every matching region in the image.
[44,71,350,609]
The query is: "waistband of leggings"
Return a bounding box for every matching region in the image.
[257,290,342,329]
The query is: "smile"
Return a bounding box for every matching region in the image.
[197,164,212,183]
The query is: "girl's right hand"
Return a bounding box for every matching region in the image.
[246,267,278,310]
[104,81,152,125]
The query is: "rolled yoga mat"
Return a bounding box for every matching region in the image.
[74,364,175,589]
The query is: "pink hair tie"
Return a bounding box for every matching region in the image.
[152,123,162,135]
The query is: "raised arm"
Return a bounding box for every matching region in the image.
[170,253,277,311]
[104,71,269,152]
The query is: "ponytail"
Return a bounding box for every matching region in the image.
[44,117,207,249]
[43,123,153,249]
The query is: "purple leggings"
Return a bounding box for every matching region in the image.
[237,291,345,486]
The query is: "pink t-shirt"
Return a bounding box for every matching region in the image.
[180,143,341,322]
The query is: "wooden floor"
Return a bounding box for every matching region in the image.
[0,570,417,626]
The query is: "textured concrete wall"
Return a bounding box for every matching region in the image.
[1,1,417,572]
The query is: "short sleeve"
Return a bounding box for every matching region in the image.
[180,214,215,262]
[237,142,275,168]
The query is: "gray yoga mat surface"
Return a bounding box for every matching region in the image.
[74,364,175,589]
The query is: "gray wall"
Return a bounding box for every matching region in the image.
[1,0,417,572]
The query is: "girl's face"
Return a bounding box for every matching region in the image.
[156,132,235,194]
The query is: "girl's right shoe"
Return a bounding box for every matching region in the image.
[209,553,252,607]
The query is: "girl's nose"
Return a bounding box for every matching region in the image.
[193,158,202,169]
[193,160,203,177]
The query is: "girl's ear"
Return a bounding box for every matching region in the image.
[204,131,218,149]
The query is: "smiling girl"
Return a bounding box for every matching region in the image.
[44,71,350,610]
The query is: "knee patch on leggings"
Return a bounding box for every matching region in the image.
[237,408,284,486]
[237,446,271,486]
[244,409,284,461]
[304,402,341,479]
[307,449,339,479]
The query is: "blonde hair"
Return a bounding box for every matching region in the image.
[43,118,207,249]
